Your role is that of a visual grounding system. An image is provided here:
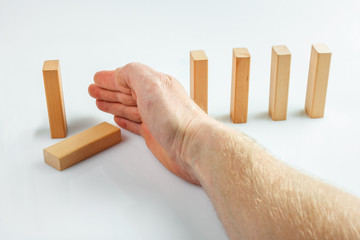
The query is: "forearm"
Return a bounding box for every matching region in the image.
[184,117,360,239]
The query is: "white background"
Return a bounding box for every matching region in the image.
[1,0,360,239]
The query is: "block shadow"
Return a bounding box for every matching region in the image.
[291,109,309,119]
[213,111,274,124]
[250,111,271,121]
[34,115,106,138]
[213,113,232,124]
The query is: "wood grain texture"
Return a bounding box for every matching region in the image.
[269,45,291,121]
[190,50,208,113]
[43,60,67,138]
[44,122,121,171]
[305,44,332,118]
[230,48,251,123]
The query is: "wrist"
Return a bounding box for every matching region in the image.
[180,116,255,186]
[179,115,228,183]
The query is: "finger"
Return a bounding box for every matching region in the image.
[114,116,141,135]
[94,70,132,94]
[88,84,137,106]
[96,100,141,123]
[93,70,116,90]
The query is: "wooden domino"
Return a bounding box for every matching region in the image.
[269,45,291,121]
[305,44,332,118]
[190,50,208,113]
[43,122,121,171]
[43,60,67,138]
[230,48,251,123]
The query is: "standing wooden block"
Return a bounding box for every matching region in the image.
[43,60,67,138]
[269,45,291,121]
[44,122,122,171]
[230,48,251,123]
[190,50,208,113]
[305,44,332,118]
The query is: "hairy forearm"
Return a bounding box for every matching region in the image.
[185,118,360,239]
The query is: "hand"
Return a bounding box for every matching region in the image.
[88,63,205,185]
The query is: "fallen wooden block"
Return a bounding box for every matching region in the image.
[44,122,121,171]
[305,44,332,118]
[230,48,251,123]
[269,45,291,121]
[190,50,208,113]
[42,60,67,138]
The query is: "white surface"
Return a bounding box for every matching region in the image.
[1,0,360,239]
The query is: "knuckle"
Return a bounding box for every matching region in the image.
[123,62,142,72]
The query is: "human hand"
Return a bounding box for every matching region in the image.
[88,63,206,185]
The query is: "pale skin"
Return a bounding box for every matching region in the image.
[88,63,360,240]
